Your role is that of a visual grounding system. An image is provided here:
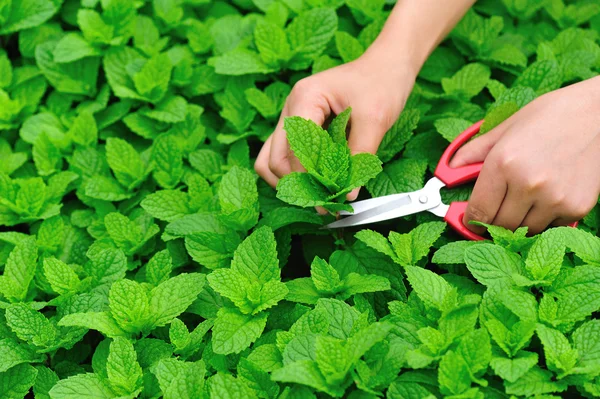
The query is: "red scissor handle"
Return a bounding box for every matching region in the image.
[434,120,484,188]
[434,120,578,241]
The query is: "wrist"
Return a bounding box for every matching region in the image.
[359,39,423,84]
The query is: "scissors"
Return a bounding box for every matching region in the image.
[325,121,577,241]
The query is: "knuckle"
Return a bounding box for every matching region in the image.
[548,190,567,208]
[521,174,549,192]
[563,197,595,220]
[493,148,517,172]
[291,78,316,97]
[254,159,267,176]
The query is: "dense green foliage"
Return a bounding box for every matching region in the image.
[1,0,600,398]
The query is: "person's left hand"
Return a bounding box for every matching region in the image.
[450,77,600,236]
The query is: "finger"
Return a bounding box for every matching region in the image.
[255,135,279,188]
[491,185,534,232]
[450,125,506,168]
[346,112,389,200]
[269,103,293,178]
[463,158,508,235]
[347,188,360,202]
[521,205,557,235]
[316,206,328,215]
[286,98,330,172]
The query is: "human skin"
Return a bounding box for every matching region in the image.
[255,0,600,233]
[254,0,477,200]
[450,77,600,235]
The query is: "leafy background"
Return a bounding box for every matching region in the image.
[1,0,600,398]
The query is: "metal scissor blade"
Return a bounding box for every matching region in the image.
[324,177,447,229]
[339,192,412,216]
[325,195,412,229]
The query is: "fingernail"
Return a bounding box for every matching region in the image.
[347,188,360,201]
[316,206,328,215]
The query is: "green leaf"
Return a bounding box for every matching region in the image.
[0,364,38,399]
[287,8,338,69]
[105,137,146,189]
[0,339,41,372]
[209,48,275,76]
[77,9,114,44]
[0,237,37,301]
[35,41,100,96]
[514,59,563,95]
[52,33,102,63]
[504,366,567,396]
[212,307,268,355]
[271,360,343,397]
[149,273,206,328]
[152,135,185,190]
[219,166,259,231]
[0,0,59,34]
[366,158,427,197]
[276,173,339,209]
[107,337,143,396]
[84,248,128,286]
[490,350,538,382]
[109,278,151,334]
[345,153,382,192]
[525,230,565,282]
[48,373,115,399]
[254,20,291,66]
[338,273,390,298]
[464,243,524,288]
[133,53,173,103]
[405,266,453,311]
[141,190,190,222]
[310,257,341,293]
[549,265,600,324]
[434,118,473,142]
[145,250,173,286]
[377,109,420,163]
[32,133,62,177]
[68,112,98,147]
[335,31,364,63]
[438,349,472,395]
[572,320,600,372]
[441,63,491,101]
[433,241,481,265]
[43,257,80,295]
[6,303,56,347]
[328,107,351,145]
[480,102,519,134]
[238,357,280,398]
[208,372,257,399]
[285,116,332,174]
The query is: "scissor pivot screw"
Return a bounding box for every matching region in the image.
[419,195,428,204]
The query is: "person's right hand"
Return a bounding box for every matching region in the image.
[254,54,417,202]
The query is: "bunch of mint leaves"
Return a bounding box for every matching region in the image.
[0,1,600,399]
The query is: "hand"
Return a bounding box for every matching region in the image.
[450,78,600,235]
[254,55,416,201]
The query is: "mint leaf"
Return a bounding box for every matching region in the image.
[107,337,143,396]
[212,307,268,355]
[49,373,115,399]
[464,243,524,288]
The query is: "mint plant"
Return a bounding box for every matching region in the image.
[276,108,382,213]
[0,1,599,398]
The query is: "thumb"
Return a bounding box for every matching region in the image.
[346,112,389,201]
[449,126,505,168]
